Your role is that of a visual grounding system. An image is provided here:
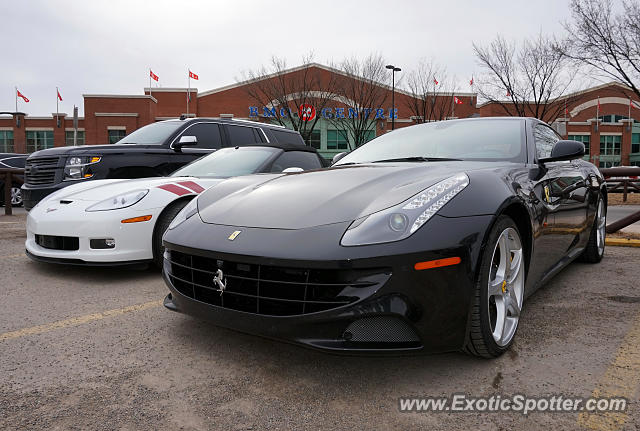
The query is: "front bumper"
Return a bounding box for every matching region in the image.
[162,214,494,353]
[26,201,159,264]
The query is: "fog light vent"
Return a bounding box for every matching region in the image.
[90,238,115,249]
[343,316,420,343]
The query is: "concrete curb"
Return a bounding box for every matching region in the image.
[606,238,640,247]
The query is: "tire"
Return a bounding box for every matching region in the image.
[578,194,606,263]
[152,199,190,269]
[11,186,23,207]
[464,215,525,358]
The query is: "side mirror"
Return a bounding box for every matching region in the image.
[173,135,198,152]
[538,140,585,164]
[331,152,348,165]
[282,167,304,173]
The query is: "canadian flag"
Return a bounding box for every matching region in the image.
[189,70,199,80]
[433,78,439,85]
[57,89,63,101]
[17,89,29,103]
[469,77,474,86]
[454,96,464,105]
[150,70,159,81]
[506,90,511,97]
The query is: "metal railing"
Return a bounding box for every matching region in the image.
[599,167,640,234]
[0,168,25,216]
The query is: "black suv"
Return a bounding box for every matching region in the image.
[22,118,311,210]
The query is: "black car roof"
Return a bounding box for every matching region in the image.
[172,117,299,132]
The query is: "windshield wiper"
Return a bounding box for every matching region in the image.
[371,157,461,163]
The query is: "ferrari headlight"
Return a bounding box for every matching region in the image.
[168,197,199,230]
[340,173,469,246]
[64,156,101,181]
[85,189,148,212]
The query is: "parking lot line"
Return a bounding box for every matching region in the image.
[0,299,163,342]
[577,310,640,430]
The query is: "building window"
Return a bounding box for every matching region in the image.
[26,130,54,153]
[327,129,349,150]
[600,135,621,155]
[0,131,14,152]
[632,133,640,154]
[108,129,126,144]
[599,161,621,168]
[568,134,590,155]
[309,130,321,149]
[65,131,85,146]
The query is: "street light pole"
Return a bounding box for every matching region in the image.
[386,65,401,130]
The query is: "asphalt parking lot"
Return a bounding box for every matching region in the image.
[1,212,639,430]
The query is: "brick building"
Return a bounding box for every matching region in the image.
[1,63,639,165]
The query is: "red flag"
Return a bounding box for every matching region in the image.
[189,70,199,80]
[565,107,570,116]
[57,89,63,101]
[469,77,473,86]
[433,78,439,85]
[17,90,29,103]
[597,98,601,109]
[631,99,635,109]
[150,70,159,81]
[454,96,464,105]
[506,90,511,97]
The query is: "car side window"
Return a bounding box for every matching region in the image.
[534,124,559,160]
[227,125,263,145]
[270,151,323,172]
[181,123,223,149]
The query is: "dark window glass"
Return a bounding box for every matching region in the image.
[108,129,126,144]
[181,123,222,149]
[65,131,85,146]
[227,125,262,145]
[26,131,54,152]
[631,133,640,154]
[271,129,306,146]
[118,121,182,145]
[309,130,321,149]
[171,147,278,177]
[0,131,14,152]
[534,124,559,159]
[270,151,322,172]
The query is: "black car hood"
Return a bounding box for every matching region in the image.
[29,144,163,158]
[197,161,490,230]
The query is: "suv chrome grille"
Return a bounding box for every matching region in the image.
[25,157,60,186]
[165,250,389,316]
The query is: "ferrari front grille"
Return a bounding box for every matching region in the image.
[165,249,389,316]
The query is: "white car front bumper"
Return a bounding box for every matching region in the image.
[26,201,161,264]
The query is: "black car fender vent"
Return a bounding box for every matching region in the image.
[165,249,390,316]
[343,316,420,343]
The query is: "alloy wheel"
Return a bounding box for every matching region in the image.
[487,227,524,347]
[11,187,22,206]
[596,199,606,256]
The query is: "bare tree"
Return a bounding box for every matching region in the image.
[474,34,578,123]
[241,54,339,144]
[405,60,461,122]
[326,54,390,150]
[559,0,640,99]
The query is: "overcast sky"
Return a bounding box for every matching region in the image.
[1,0,573,116]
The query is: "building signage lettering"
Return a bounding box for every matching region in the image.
[249,106,398,120]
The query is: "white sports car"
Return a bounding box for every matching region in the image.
[26,144,325,266]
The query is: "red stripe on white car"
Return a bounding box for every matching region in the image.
[177,180,205,193]
[157,183,192,196]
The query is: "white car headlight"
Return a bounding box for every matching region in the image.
[168,197,199,230]
[340,173,469,246]
[85,189,149,212]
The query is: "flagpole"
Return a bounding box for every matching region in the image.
[452,95,455,119]
[56,87,59,127]
[187,69,190,117]
[15,86,17,112]
[149,68,152,99]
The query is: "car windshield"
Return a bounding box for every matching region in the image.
[117,121,183,144]
[171,147,279,178]
[336,119,525,165]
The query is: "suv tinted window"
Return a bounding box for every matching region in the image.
[270,151,323,172]
[181,123,223,149]
[227,125,263,145]
[270,129,306,146]
[534,124,560,160]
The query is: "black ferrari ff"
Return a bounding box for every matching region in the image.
[162,117,606,358]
